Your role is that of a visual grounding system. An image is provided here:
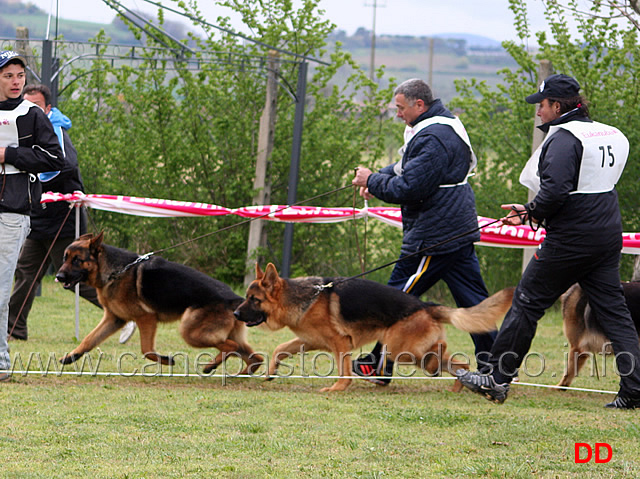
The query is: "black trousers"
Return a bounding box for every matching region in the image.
[387,243,496,358]
[8,236,101,340]
[482,240,640,397]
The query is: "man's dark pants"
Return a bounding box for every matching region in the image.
[8,236,101,340]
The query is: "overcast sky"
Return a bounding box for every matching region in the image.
[26,0,572,43]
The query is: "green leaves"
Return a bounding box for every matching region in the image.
[58,0,397,284]
[451,0,640,284]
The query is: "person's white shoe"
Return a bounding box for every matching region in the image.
[119,321,137,344]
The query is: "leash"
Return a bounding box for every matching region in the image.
[107,252,155,282]
[144,184,356,256]
[102,184,357,280]
[314,210,527,292]
[8,204,75,339]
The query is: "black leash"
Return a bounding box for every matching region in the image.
[102,184,357,280]
[316,211,526,291]
[151,184,355,256]
[8,204,75,339]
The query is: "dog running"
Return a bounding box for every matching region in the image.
[558,281,640,388]
[234,263,514,392]
[55,232,263,374]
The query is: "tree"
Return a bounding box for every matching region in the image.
[59,0,399,286]
[450,0,640,286]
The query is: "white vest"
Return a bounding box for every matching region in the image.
[0,100,34,174]
[394,116,477,187]
[519,120,628,195]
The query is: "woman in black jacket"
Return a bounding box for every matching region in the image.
[458,74,640,409]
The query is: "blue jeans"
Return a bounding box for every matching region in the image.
[0,213,30,371]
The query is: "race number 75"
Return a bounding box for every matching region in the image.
[599,145,615,167]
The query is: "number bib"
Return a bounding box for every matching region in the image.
[519,120,628,195]
[0,100,34,174]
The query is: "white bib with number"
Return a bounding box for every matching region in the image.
[0,100,33,174]
[519,120,628,195]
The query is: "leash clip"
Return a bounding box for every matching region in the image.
[109,252,155,281]
[314,281,333,292]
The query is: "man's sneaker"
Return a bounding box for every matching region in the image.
[119,321,137,344]
[0,372,10,382]
[604,395,640,410]
[456,369,510,404]
[353,353,392,386]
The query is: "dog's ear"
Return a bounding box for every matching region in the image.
[89,231,105,256]
[255,263,264,280]
[261,263,280,290]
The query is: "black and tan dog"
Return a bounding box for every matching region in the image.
[55,232,263,373]
[234,263,514,392]
[558,281,640,388]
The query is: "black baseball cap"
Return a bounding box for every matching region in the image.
[525,74,580,104]
[0,50,26,69]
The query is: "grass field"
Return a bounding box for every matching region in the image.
[2,276,639,478]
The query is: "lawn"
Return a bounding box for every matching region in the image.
[2,276,639,478]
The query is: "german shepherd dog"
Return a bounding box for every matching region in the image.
[55,232,263,373]
[234,263,514,392]
[558,281,640,388]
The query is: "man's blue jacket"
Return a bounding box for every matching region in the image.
[367,99,481,255]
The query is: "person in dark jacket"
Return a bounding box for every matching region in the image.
[0,51,64,380]
[351,78,495,385]
[457,74,640,409]
[7,84,101,342]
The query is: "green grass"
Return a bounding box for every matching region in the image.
[2,277,639,478]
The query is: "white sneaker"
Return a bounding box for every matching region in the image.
[119,321,137,344]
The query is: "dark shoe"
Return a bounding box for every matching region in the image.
[604,395,640,409]
[0,372,10,382]
[456,369,510,404]
[353,353,392,386]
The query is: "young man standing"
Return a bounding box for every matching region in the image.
[0,51,64,380]
[7,84,101,342]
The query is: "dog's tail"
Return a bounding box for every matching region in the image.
[425,287,515,333]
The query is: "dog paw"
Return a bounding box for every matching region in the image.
[202,364,218,374]
[60,353,82,364]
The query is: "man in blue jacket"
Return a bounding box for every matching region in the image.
[7,84,101,342]
[0,51,64,380]
[352,78,494,385]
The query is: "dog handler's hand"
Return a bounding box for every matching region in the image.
[353,166,374,200]
[500,203,527,226]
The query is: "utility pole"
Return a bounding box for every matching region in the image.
[428,37,434,87]
[369,0,377,82]
[244,51,279,287]
[366,0,385,85]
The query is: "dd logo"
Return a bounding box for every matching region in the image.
[574,443,612,463]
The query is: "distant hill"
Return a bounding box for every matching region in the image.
[329,28,516,102]
[432,33,503,49]
[0,0,186,43]
[0,0,516,102]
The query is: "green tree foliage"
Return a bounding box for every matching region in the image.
[450,0,640,286]
[59,0,399,285]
